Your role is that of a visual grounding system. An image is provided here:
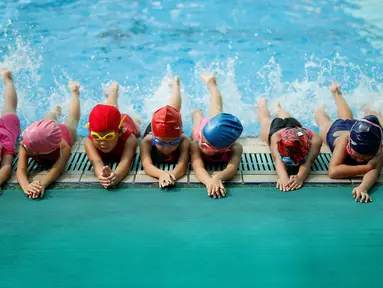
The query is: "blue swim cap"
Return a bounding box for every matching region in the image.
[202,113,243,149]
[350,115,382,155]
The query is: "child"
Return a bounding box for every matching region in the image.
[140,77,190,188]
[190,73,243,199]
[0,69,20,189]
[17,81,81,199]
[257,98,323,191]
[315,82,383,203]
[85,82,140,188]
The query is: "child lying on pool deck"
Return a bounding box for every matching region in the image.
[190,73,243,199]
[315,82,383,203]
[256,98,323,192]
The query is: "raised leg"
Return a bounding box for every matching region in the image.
[168,76,181,111]
[257,98,273,144]
[191,109,204,140]
[64,81,81,144]
[201,73,223,118]
[0,69,17,116]
[315,104,333,144]
[105,82,119,108]
[275,101,291,118]
[330,83,353,120]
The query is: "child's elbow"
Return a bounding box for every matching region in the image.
[328,167,342,179]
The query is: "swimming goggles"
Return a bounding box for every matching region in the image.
[88,115,127,141]
[279,155,300,167]
[197,132,231,153]
[152,136,181,148]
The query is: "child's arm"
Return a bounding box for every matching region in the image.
[270,140,290,191]
[39,143,71,196]
[190,141,212,184]
[328,136,372,179]
[110,134,137,185]
[84,138,106,177]
[0,154,13,186]
[289,131,323,190]
[170,136,190,180]
[140,135,173,187]
[16,146,39,197]
[352,154,383,203]
[214,142,243,181]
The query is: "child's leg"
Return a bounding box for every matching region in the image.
[44,105,62,121]
[191,109,204,140]
[275,101,290,118]
[105,82,119,108]
[132,116,141,136]
[168,77,181,111]
[0,69,17,116]
[330,83,353,119]
[201,73,223,118]
[65,81,81,144]
[315,104,333,144]
[364,108,383,126]
[257,98,273,144]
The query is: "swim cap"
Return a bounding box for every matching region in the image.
[202,113,243,149]
[88,104,121,132]
[277,127,310,164]
[349,116,382,155]
[152,105,182,138]
[22,120,62,153]
[0,144,2,160]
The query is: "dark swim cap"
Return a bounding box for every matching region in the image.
[202,113,243,149]
[349,115,382,155]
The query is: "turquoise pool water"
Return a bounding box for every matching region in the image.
[0,0,383,136]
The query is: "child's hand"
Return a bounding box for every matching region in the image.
[159,172,175,188]
[98,166,112,188]
[287,175,304,191]
[206,175,226,198]
[26,181,43,199]
[352,186,372,203]
[330,82,341,94]
[276,177,291,192]
[107,171,120,187]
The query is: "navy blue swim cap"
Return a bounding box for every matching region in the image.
[349,115,382,155]
[202,113,243,149]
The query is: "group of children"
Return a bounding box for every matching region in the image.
[0,68,382,203]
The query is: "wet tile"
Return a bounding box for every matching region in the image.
[134,174,158,184]
[243,174,276,184]
[121,174,135,183]
[305,175,351,184]
[57,172,82,183]
[80,172,98,183]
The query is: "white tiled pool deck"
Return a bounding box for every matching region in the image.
[7,137,368,186]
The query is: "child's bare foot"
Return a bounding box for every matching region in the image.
[0,68,12,81]
[170,76,180,87]
[256,98,267,110]
[69,81,80,96]
[54,105,62,117]
[108,81,119,95]
[201,72,216,87]
[330,82,341,95]
[364,108,381,117]
[192,108,203,119]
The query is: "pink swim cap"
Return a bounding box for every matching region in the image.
[22,120,62,153]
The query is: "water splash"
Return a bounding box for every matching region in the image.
[2,36,383,136]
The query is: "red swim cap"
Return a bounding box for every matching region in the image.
[151,105,182,138]
[88,104,121,132]
[277,127,310,164]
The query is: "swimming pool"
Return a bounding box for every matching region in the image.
[0,0,383,136]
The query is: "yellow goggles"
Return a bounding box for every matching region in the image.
[86,115,127,141]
